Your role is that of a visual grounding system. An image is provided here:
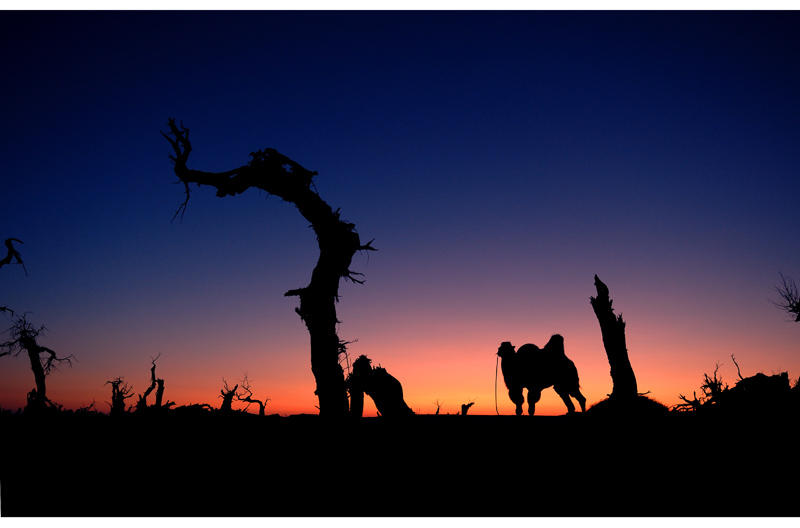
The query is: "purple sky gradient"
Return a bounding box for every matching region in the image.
[1,11,797,415]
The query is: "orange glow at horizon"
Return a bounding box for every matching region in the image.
[2,306,796,417]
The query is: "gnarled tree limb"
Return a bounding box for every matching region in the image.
[163,119,375,418]
[236,374,270,416]
[0,238,26,276]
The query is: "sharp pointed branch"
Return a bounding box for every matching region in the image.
[359,238,377,252]
[1,238,27,276]
[344,271,365,284]
[171,180,192,223]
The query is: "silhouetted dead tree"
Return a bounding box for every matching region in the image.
[236,374,270,416]
[163,119,375,419]
[674,362,727,412]
[106,377,134,416]
[773,273,800,322]
[219,379,238,413]
[1,314,73,412]
[136,361,157,411]
[590,275,638,400]
[135,354,174,412]
[674,354,795,415]
[460,401,475,416]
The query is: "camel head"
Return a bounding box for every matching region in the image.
[497,341,516,358]
[352,355,373,376]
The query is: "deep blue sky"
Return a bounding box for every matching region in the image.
[1,11,798,415]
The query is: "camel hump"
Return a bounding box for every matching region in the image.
[515,344,541,366]
[516,343,540,356]
[544,334,566,356]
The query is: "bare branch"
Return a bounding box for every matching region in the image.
[1,315,72,372]
[732,354,743,381]
[236,374,270,415]
[105,377,134,397]
[161,118,192,168]
[136,354,163,409]
[171,180,192,223]
[773,273,800,322]
[343,270,366,284]
[1,238,27,276]
[40,345,74,375]
[673,391,702,412]
[218,378,239,412]
[105,376,134,415]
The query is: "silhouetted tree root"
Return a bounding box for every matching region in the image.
[674,355,798,416]
[163,119,375,419]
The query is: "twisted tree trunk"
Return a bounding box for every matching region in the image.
[136,355,172,411]
[26,344,49,410]
[1,315,72,412]
[106,377,133,416]
[155,378,167,408]
[136,358,158,411]
[163,120,374,419]
[590,275,638,399]
[220,383,238,413]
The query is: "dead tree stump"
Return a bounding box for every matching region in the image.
[590,275,638,399]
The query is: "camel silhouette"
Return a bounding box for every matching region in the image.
[497,334,586,415]
[347,355,414,418]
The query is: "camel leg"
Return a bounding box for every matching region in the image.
[555,388,576,413]
[509,388,524,416]
[527,389,542,416]
[574,390,586,412]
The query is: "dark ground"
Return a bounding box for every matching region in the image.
[1,410,797,517]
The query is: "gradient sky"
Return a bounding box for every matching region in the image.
[1,10,798,417]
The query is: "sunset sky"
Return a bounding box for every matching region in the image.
[1,10,797,417]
